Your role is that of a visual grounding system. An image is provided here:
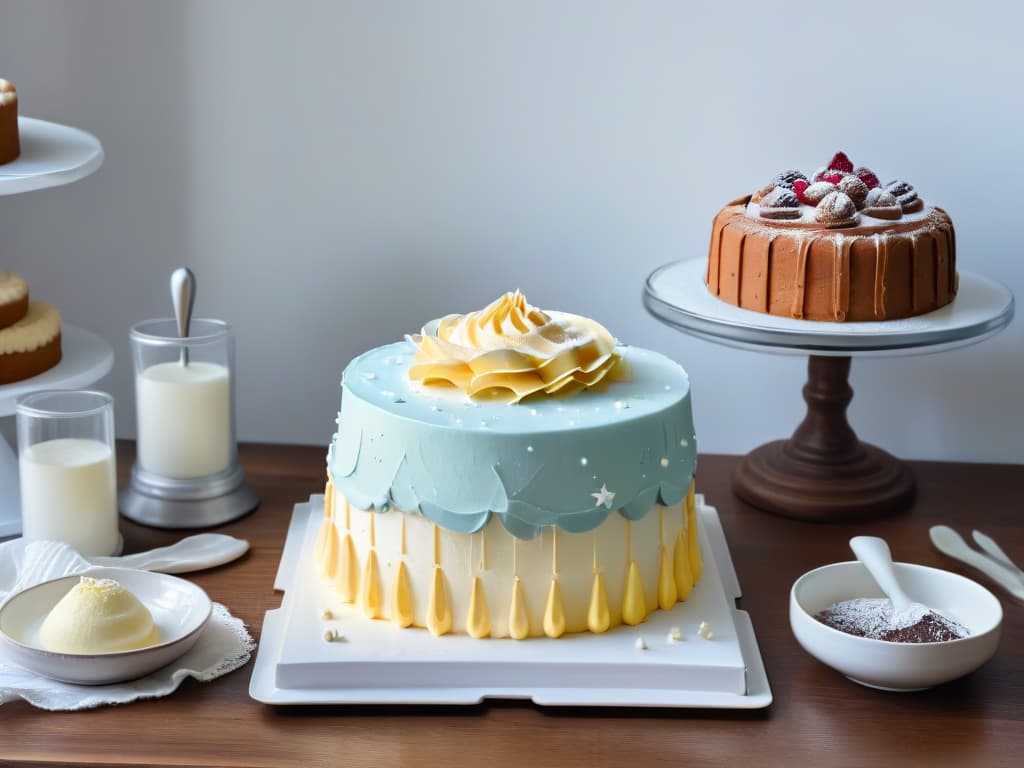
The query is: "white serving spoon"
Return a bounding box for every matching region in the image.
[88,533,249,574]
[971,530,1024,582]
[930,526,1024,600]
[850,535,927,624]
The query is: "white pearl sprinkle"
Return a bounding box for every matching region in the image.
[660,458,670,468]
[321,608,333,621]
[668,626,682,642]
[580,457,589,467]
[635,636,648,650]
[324,628,337,642]
[680,438,689,447]
[614,400,624,409]
[665,385,671,391]
[698,621,713,640]
[530,409,538,416]
[526,445,534,453]
[480,421,488,428]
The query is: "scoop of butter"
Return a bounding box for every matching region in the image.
[38,576,159,654]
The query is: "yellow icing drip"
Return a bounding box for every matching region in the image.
[359,549,382,619]
[543,577,566,638]
[369,509,376,548]
[621,561,647,626]
[335,531,360,603]
[433,523,441,566]
[466,575,491,638]
[407,290,628,403]
[686,482,702,583]
[400,515,407,556]
[390,560,414,628]
[674,528,693,600]
[344,497,351,530]
[324,477,335,519]
[552,526,559,576]
[587,569,611,633]
[480,530,487,571]
[508,576,530,640]
[427,565,452,636]
[313,518,338,580]
[658,544,677,610]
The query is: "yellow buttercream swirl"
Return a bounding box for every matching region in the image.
[408,291,627,403]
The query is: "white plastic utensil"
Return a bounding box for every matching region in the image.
[849,536,922,622]
[971,530,1024,582]
[930,526,1024,600]
[88,533,249,574]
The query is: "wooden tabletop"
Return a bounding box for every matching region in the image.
[1,443,1021,767]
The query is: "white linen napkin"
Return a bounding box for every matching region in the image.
[0,538,256,711]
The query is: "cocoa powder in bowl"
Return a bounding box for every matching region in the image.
[815,598,969,643]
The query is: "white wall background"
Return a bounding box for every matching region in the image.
[1,1,1021,462]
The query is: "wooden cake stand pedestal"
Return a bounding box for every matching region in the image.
[643,259,1014,522]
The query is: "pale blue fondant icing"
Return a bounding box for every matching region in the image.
[328,341,697,540]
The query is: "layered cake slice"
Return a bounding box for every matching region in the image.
[0,271,29,329]
[0,272,62,384]
[314,291,702,639]
[707,151,957,321]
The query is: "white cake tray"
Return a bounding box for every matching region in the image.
[249,495,771,709]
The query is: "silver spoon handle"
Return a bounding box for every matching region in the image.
[170,267,196,365]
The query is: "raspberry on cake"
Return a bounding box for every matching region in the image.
[707,152,957,321]
[314,292,702,639]
[0,79,19,165]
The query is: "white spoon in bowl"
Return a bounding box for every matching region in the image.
[850,536,926,625]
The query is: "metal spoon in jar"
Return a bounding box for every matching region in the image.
[170,267,196,366]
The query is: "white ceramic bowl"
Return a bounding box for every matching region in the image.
[0,566,212,685]
[790,561,1002,691]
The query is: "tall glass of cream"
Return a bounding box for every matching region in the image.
[16,390,120,556]
[129,318,235,481]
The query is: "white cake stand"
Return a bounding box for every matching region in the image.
[644,259,1015,521]
[0,117,104,195]
[0,116,108,537]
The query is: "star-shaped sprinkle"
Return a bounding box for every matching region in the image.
[591,484,616,509]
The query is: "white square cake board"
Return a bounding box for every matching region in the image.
[249,495,772,708]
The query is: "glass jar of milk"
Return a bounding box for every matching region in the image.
[129,318,235,481]
[16,390,120,556]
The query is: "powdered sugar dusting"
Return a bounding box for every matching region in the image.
[816,598,969,643]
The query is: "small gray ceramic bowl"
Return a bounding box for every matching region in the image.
[790,561,1002,691]
[0,566,212,685]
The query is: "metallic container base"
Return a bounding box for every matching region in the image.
[119,463,260,529]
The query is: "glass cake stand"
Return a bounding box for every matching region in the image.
[0,116,108,537]
[643,259,1015,522]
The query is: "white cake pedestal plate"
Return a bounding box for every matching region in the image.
[643,259,1015,521]
[0,117,107,537]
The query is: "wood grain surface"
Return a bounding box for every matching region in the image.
[1,443,1021,767]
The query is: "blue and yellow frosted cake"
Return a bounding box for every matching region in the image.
[314,291,701,638]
